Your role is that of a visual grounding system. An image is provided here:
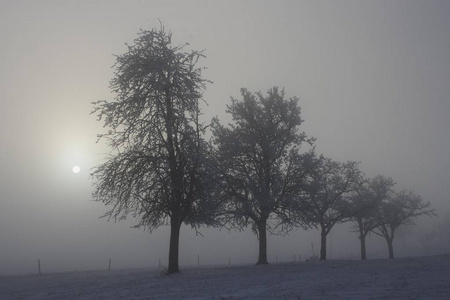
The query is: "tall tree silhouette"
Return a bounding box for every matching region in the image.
[212,87,313,264]
[91,25,220,274]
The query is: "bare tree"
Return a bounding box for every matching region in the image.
[418,230,437,255]
[437,212,450,252]
[212,87,313,265]
[91,26,221,274]
[372,190,436,259]
[300,155,362,260]
[349,175,395,259]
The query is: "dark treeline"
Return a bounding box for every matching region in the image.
[91,25,435,274]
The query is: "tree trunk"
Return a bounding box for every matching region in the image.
[360,234,367,260]
[387,238,394,259]
[320,229,327,261]
[256,220,268,265]
[168,218,182,274]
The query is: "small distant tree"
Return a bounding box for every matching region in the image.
[418,230,437,255]
[91,25,221,274]
[437,212,450,252]
[212,87,313,265]
[372,190,435,259]
[299,156,362,260]
[348,175,395,259]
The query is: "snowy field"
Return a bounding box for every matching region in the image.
[1,254,450,299]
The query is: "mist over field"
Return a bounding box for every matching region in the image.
[2,255,450,299]
[1,0,450,279]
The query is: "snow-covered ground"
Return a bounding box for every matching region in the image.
[1,254,449,299]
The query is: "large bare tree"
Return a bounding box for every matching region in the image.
[91,26,220,274]
[212,87,313,265]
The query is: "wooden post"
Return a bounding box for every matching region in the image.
[228,257,231,266]
[38,259,42,276]
[276,255,278,263]
[197,254,200,268]
[159,258,161,269]
[108,258,111,271]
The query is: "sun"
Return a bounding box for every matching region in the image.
[72,165,81,174]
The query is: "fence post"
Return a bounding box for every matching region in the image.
[38,259,42,276]
[109,258,111,271]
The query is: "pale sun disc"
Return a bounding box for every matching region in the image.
[72,165,81,173]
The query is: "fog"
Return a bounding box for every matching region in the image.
[1,0,450,276]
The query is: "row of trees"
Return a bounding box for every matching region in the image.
[91,26,434,274]
[347,176,434,260]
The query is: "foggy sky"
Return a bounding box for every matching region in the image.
[1,0,449,275]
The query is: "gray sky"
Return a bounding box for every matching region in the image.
[1,0,449,275]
